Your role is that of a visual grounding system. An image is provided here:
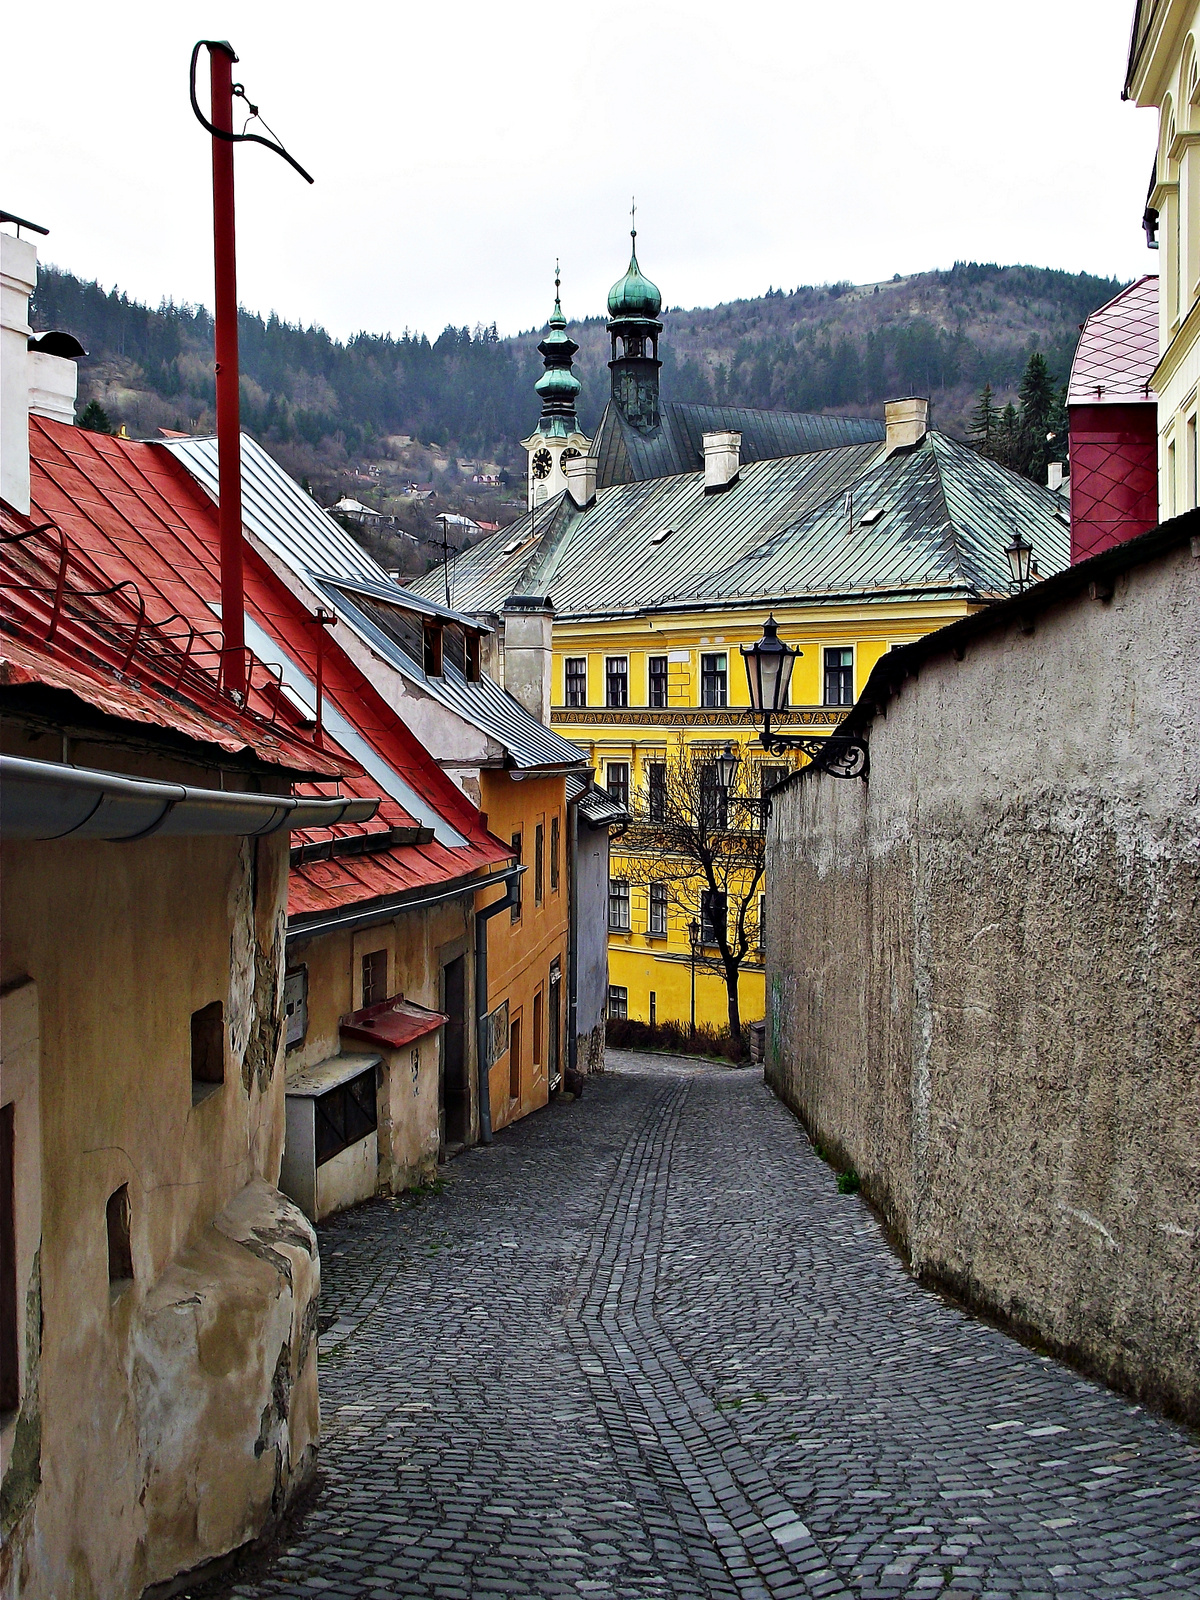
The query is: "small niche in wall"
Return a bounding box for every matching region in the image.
[191,1000,224,1105]
[106,1184,133,1295]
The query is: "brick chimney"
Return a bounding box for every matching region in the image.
[703,430,741,492]
[884,397,929,455]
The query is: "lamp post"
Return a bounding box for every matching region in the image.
[1005,531,1034,594]
[739,616,868,779]
[689,917,700,1035]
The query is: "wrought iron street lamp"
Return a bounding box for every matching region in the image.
[715,742,739,791]
[740,616,868,779]
[688,917,701,1034]
[1005,531,1034,593]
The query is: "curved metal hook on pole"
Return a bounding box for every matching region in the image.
[189,39,312,699]
[188,41,314,184]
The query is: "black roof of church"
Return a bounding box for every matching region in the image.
[592,398,885,489]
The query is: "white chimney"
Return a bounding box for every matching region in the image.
[501,595,555,726]
[884,396,929,455]
[1047,461,1065,492]
[703,430,741,492]
[1,231,38,514]
[28,349,78,425]
[565,453,597,508]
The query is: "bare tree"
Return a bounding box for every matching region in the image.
[615,737,771,1054]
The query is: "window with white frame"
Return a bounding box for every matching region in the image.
[605,656,629,707]
[701,652,728,707]
[606,762,629,810]
[649,882,668,936]
[823,647,854,706]
[608,985,628,1019]
[565,657,587,707]
[608,878,631,931]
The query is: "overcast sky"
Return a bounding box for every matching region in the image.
[5,1,1157,342]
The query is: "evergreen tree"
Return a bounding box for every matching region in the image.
[78,399,113,434]
[970,381,997,449]
[1018,351,1057,485]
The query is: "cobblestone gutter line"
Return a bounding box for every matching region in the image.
[570,1071,851,1600]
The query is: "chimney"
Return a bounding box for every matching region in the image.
[501,595,555,726]
[565,453,597,508]
[703,429,741,492]
[884,397,929,455]
[28,333,83,425]
[1,230,38,514]
[1047,461,1066,493]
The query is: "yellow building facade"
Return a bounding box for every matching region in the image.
[413,245,1073,1036]
[547,594,977,1030]
[1126,1,1200,516]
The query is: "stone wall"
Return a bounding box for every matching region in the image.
[574,817,611,1074]
[766,532,1200,1424]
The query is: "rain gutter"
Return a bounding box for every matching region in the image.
[474,863,528,1146]
[0,754,379,842]
[286,863,521,947]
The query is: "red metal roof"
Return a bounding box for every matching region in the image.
[0,498,342,776]
[1067,276,1159,407]
[339,995,448,1051]
[26,419,509,916]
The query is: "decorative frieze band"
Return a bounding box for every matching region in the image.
[551,707,849,728]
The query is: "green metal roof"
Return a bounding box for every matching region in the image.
[410,432,1070,622]
[592,399,885,489]
[607,235,662,320]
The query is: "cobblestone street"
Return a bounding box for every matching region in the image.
[223,1051,1199,1600]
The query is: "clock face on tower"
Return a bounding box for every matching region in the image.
[531,448,553,480]
[560,447,581,474]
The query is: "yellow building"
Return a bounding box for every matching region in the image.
[1126,1,1200,515]
[413,247,1071,1033]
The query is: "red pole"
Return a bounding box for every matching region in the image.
[209,42,246,698]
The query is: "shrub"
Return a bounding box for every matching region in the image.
[605,1017,747,1062]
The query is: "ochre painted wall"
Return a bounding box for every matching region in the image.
[479,771,569,1127]
[0,745,317,1599]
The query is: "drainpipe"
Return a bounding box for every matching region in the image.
[474,865,526,1146]
[567,794,580,1081]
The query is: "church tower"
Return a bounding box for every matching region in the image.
[521,268,591,509]
[607,215,662,434]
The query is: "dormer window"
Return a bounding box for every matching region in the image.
[466,633,481,682]
[423,622,443,677]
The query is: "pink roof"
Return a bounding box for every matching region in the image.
[1068,276,1159,407]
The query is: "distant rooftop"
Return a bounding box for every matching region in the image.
[1067,276,1158,407]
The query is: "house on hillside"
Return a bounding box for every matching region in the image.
[410,241,1071,1035]
[0,228,379,1599]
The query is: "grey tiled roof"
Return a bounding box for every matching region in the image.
[1067,276,1158,407]
[593,399,885,488]
[411,433,1070,620]
[567,774,629,828]
[318,580,588,772]
[678,433,1070,603]
[166,432,580,770]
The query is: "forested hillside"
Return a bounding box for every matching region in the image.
[32,260,1124,505]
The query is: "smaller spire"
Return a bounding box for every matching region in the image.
[534,262,581,434]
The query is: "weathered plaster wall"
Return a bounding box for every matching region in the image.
[286,897,468,1196]
[0,812,318,1598]
[766,540,1200,1423]
[575,819,611,1075]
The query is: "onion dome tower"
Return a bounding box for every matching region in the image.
[607,211,662,434]
[522,266,591,509]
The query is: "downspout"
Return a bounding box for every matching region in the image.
[474,865,526,1146]
[567,794,580,1080]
